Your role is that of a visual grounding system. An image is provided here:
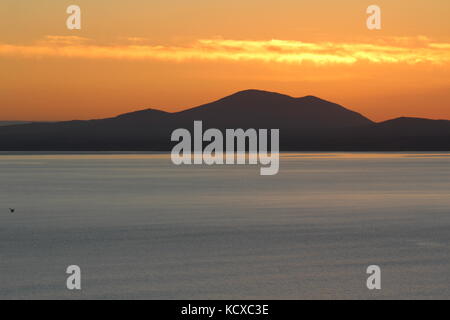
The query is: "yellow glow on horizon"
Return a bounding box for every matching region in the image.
[1,36,449,66]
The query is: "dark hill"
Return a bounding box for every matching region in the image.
[177,90,373,129]
[0,90,449,151]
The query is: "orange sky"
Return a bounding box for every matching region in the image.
[0,0,449,122]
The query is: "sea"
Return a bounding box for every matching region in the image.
[0,152,449,299]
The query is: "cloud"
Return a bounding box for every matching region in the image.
[121,37,149,44]
[37,35,91,45]
[0,36,449,65]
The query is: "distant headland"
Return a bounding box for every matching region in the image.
[1,89,450,151]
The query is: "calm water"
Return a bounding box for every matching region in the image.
[0,153,450,300]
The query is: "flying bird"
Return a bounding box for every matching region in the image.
[9,208,15,213]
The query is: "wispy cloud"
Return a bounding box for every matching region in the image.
[1,36,449,65]
[36,35,91,45]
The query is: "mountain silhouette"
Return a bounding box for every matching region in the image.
[177,90,373,129]
[0,89,450,151]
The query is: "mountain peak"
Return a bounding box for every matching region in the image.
[114,108,170,120]
[298,95,327,102]
[225,91,330,104]
[222,89,293,101]
[177,89,373,128]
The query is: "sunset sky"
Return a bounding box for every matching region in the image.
[1,0,449,121]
